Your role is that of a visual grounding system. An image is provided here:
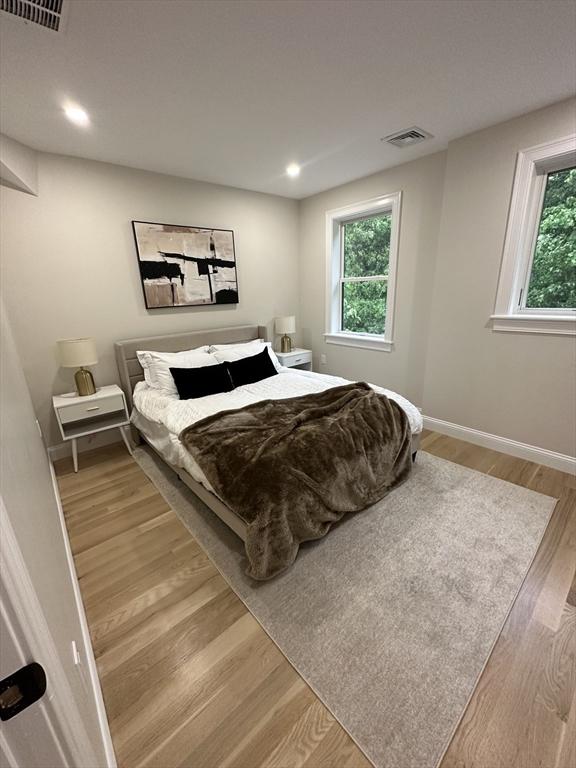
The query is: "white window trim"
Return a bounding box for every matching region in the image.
[324,192,402,352]
[491,134,576,335]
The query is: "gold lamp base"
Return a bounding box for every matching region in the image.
[280,334,293,353]
[75,367,96,397]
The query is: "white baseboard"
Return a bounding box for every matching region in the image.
[48,430,122,461]
[423,416,576,474]
[48,444,74,461]
[48,444,71,461]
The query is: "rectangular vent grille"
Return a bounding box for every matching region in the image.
[383,127,433,148]
[1,0,64,31]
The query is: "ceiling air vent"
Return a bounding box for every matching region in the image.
[383,127,433,148]
[1,0,66,32]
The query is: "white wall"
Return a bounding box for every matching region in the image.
[0,154,299,447]
[422,99,576,457]
[298,151,447,408]
[0,134,38,195]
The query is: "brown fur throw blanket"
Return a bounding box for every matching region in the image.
[180,383,412,580]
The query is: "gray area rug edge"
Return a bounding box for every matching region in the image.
[431,486,555,768]
[133,447,556,768]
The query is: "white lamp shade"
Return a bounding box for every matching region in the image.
[57,338,98,368]
[275,316,296,335]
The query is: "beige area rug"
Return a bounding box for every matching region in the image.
[134,447,556,768]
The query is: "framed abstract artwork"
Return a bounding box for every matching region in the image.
[132,220,239,309]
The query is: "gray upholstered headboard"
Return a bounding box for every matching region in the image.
[114,324,268,410]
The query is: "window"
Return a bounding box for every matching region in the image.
[522,166,575,311]
[492,134,576,335]
[325,193,401,351]
[341,215,390,335]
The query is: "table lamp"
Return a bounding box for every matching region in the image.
[57,338,98,396]
[275,316,296,353]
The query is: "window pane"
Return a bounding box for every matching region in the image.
[526,166,576,309]
[343,214,391,278]
[342,280,386,335]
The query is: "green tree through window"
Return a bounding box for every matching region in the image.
[526,166,576,309]
[341,215,391,334]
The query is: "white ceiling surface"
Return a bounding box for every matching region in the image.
[1,0,575,199]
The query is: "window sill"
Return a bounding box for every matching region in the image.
[490,314,576,335]
[324,332,394,351]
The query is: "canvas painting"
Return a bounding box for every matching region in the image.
[132,220,238,308]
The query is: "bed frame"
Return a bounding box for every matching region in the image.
[115,324,420,543]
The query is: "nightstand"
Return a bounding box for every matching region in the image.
[53,384,132,472]
[276,348,313,371]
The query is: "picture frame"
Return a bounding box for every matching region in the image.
[132,220,238,309]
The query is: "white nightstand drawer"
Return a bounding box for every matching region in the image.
[276,348,313,371]
[59,394,125,424]
[287,353,310,366]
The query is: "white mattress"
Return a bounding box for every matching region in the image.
[132,367,423,493]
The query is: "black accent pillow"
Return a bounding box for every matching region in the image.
[169,363,234,400]
[227,347,278,387]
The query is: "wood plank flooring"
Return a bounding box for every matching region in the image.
[54,432,576,768]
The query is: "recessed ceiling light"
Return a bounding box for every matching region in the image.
[286,163,300,178]
[63,104,90,127]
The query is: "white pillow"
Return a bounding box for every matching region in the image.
[137,347,209,385]
[210,340,282,372]
[136,348,217,395]
[209,339,263,353]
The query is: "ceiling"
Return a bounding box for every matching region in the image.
[1,0,575,199]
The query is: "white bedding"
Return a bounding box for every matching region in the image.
[132,367,422,492]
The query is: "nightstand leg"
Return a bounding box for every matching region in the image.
[119,426,133,456]
[71,438,78,473]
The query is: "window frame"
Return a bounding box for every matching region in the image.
[325,192,402,352]
[492,134,576,335]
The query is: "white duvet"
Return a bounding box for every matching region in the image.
[134,367,422,434]
[132,368,422,493]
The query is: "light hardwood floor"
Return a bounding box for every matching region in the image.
[54,432,576,768]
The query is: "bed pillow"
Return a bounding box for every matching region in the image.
[136,348,216,395]
[226,347,278,388]
[169,362,234,400]
[211,340,282,372]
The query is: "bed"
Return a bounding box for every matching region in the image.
[115,324,422,560]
